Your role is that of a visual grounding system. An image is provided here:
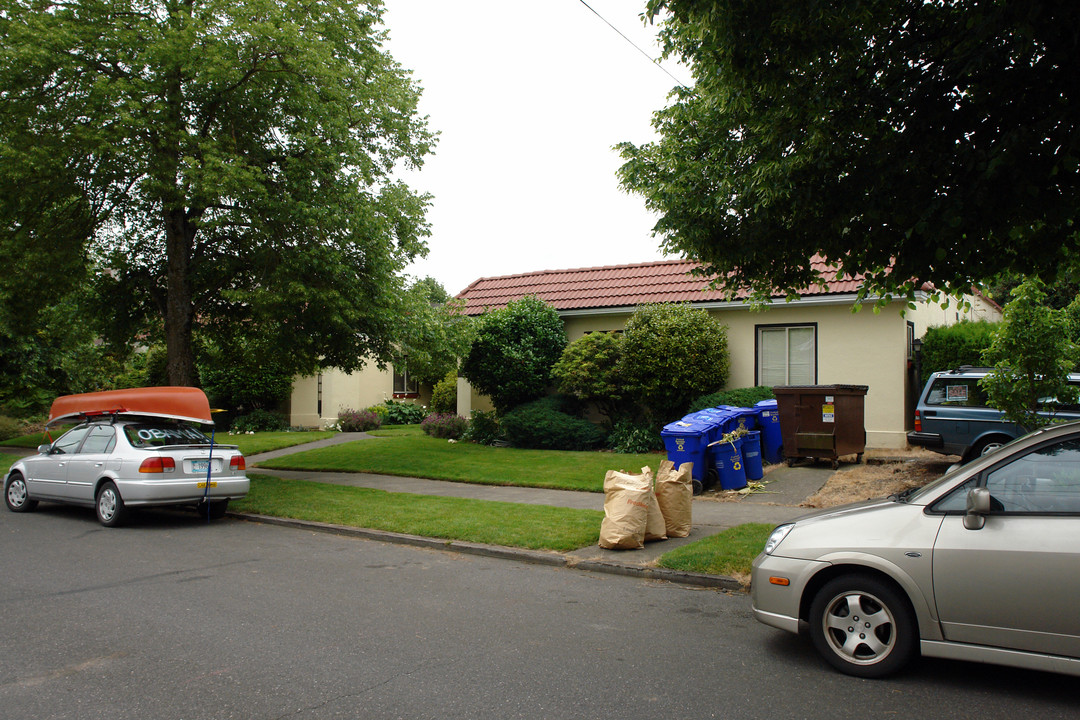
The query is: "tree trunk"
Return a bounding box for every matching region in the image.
[164,207,198,387]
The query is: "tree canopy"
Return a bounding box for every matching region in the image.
[0,0,435,385]
[619,1,1080,302]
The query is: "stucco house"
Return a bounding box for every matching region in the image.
[450,258,1001,449]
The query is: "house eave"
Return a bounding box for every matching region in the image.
[554,291,931,318]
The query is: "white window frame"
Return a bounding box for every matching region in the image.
[756,324,817,386]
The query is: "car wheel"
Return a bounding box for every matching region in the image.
[5,472,38,513]
[964,436,1009,463]
[96,481,126,527]
[808,574,917,678]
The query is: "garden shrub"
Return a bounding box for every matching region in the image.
[382,399,427,425]
[920,320,998,383]
[337,408,382,432]
[460,295,566,413]
[551,331,625,417]
[607,418,664,454]
[421,413,468,439]
[0,415,24,442]
[463,410,502,445]
[430,371,458,415]
[689,386,775,413]
[231,409,288,432]
[500,400,605,451]
[618,303,730,423]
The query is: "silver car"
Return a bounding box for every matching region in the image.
[752,420,1080,678]
[4,418,249,527]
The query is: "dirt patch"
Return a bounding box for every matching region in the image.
[801,449,959,508]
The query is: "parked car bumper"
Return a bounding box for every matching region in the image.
[907,431,943,449]
[114,475,249,506]
[750,552,829,634]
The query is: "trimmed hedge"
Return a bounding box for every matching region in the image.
[501,399,605,451]
[689,386,775,413]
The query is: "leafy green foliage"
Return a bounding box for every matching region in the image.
[500,400,606,451]
[919,322,999,383]
[551,331,625,418]
[618,304,730,423]
[0,416,24,442]
[199,337,294,413]
[1,0,435,385]
[620,1,1080,303]
[430,371,458,415]
[461,296,567,414]
[462,410,502,446]
[607,419,664,454]
[689,386,774,413]
[381,399,426,425]
[393,278,475,386]
[232,410,289,433]
[980,280,1080,430]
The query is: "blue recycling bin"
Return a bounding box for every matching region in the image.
[711,436,747,490]
[755,399,783,464]
[661,417,715,486]
[741,430,764,480]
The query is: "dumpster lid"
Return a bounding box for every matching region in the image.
[772,385,868,393]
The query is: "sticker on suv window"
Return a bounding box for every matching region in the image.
[946,385,969,402]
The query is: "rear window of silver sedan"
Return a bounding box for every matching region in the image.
[122,423,213,448]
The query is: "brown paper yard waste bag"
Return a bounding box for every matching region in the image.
[655,459,693,537]
[599,467,655,549]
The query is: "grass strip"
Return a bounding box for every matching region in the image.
[257,434,662,493]
[1,453,17,474]
[656,523,774,578]
[225,431,336,456]
[233,474,604,552]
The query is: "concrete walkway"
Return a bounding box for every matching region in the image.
[244,434,837,586]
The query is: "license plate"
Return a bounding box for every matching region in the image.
[197,481,218,489]
[192,460,210,473]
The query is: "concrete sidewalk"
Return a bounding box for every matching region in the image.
[245,435,836,585]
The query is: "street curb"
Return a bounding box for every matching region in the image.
[232,512,745,592]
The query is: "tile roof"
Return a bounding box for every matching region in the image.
[455,257,864,315]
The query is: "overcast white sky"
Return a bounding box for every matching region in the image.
[382,0,689,295]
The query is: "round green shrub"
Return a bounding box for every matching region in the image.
[0,415,25,442]
[463,410,502,445]
[430,371,458,415]
[500,400,605,451]
[231,409,288,432]
[689,386,775,413]
[382,399,427,425]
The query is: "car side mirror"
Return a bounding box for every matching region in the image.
[964,487,992,530]
[37,443,52,455]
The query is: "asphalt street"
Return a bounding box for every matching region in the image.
[2,506,1078,720]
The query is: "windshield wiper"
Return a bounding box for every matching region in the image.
[889,488,917,503]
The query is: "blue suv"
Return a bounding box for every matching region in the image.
[908,367,1080,461]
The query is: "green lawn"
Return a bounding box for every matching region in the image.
[223,431,335,456]
[656,523,774,578]
[257,433,663,493]
[1,453,18,474]
[234,474,603,552]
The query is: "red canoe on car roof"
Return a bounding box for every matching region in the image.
[47,387,214,426]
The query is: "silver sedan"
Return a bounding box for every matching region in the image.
[752,420,1080,678]
[4,419,248,526]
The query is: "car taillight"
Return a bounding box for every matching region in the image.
[230,455,246,471]
[914,410,922,432]
[139,456,176,473]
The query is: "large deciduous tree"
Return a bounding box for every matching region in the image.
[619,1,1080,302]
[0,0,434,385]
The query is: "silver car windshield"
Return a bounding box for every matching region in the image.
[123,423,212,448]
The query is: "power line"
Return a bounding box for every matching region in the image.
[577,0,690,90]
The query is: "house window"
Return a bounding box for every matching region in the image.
[757,325,816,386]
[393,365,419,398]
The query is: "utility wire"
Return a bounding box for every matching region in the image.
[577,0,691,90]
